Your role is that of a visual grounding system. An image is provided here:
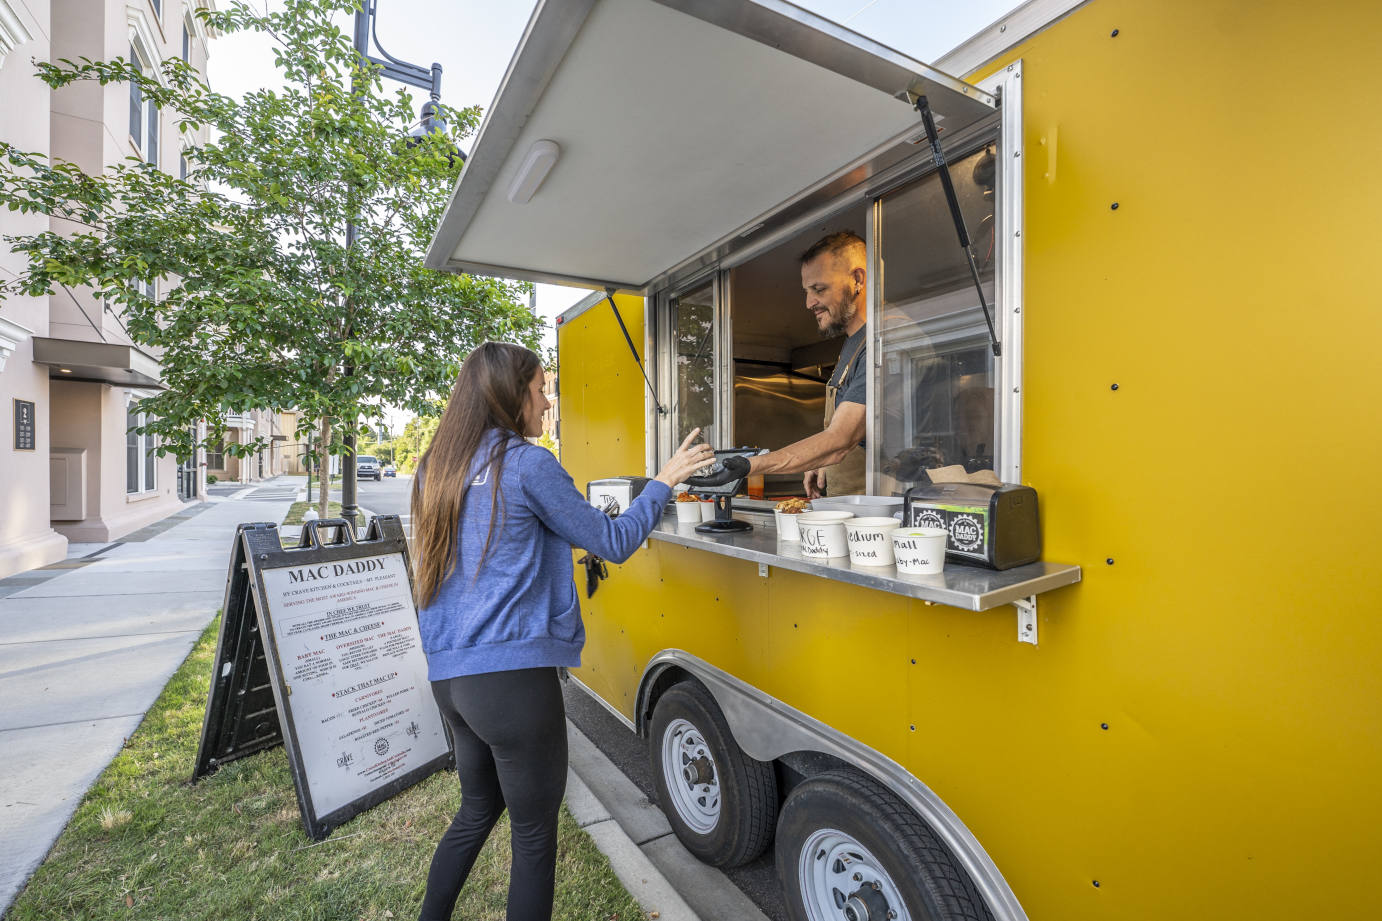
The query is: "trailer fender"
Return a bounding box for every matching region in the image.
[637,650,1029,921]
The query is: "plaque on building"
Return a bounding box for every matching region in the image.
[13,399,35,451]
[193,516,451,840]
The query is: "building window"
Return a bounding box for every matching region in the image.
[129,44,159,166]
[206,439,225,470]
[179,155,188,180]
[151,0,161,18]
[126,406,140,493]
[129,51,142,150]
[126,405,157,494]
[181,21,190,62]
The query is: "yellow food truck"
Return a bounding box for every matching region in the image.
[425,1,1381,918]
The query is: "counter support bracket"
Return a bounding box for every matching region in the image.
[1015,596,1037,645]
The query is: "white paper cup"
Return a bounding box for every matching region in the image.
[700,500,717,521]
[774,510,804,540]
[846,517,902,566]
[675,502,701,523]
[892,527,948,575]
[797,511,853,558]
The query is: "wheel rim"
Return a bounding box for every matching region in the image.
[798,828,911,921]
[660,716,720,834]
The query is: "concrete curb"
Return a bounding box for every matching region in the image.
[564,760,701,921]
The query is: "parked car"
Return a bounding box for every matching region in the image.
[355,455,382,481]
[383,465,397,478]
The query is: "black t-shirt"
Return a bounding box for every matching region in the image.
[829,328,867,409]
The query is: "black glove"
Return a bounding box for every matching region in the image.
[577,553,608,598]
[684,454,750,488]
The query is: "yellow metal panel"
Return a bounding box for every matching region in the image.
[946,1,1382,918]
[559,3,1382,920]
[558,293,651,707]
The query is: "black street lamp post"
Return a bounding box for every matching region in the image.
[341,0,456,530]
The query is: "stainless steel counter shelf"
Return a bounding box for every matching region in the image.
[649,512,1080,626]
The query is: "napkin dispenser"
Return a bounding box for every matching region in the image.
[902,482,1040,570]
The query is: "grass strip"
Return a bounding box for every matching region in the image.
[6,617,645,921]
[281,500,347,527]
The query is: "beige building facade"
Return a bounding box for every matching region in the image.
[204,409,308,483]
[0,0,216,574]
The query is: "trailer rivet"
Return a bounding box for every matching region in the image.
[1093,880,1102,888]
[910,658,917,664]
[1111,383,1119,390]
[260,554,268,560]
[1101,722,1109,730]
[854,873,863,882]
[909,724,916,731]
[1111,202,1120,210]
[1106,558,1115,565]
[1111,28,1119,37]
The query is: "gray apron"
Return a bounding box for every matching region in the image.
[821,340,866,497]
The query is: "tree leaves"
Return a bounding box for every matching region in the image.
[0,0,540,462]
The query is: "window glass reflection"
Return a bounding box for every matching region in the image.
[876,146,998,493]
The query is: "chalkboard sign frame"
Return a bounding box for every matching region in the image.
[194,516,452,840]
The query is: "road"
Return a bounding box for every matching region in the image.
[327,473,415,533]
[348,472,787,918]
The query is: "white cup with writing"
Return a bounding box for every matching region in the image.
[891,527,949,575]
[797,511,853,558]
[846,517,902,566]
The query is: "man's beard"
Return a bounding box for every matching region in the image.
[819,294,858,338]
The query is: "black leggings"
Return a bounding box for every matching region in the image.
[419,667,568,921]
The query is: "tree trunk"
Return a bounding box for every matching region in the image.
[317,416,332,519]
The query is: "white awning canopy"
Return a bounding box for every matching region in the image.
[425,0,995,292]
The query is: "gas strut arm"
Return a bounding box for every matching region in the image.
[913,95,1001,357]
[605,288,667,416]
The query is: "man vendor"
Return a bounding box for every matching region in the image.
[688,231,868,498]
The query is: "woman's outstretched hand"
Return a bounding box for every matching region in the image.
[655,428,717,488]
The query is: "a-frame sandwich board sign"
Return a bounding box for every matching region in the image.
[193,516,451,840]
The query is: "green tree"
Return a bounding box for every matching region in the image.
[397,413,440,474]
[0,0,542,516]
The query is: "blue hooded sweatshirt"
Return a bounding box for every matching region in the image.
[417,430,670,680]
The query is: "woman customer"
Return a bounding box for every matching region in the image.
[411,341,713,921]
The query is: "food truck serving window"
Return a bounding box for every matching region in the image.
[875,145,1000,494]
[671,281,717,447]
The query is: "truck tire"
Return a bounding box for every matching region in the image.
[649,679,777,867]
[776,770,993,921]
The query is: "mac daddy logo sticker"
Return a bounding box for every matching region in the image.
[913,509,946,530]
[949,514,984,551]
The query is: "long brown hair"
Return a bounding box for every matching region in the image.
[411,342,541,607]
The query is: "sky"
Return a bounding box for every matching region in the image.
[205,1,1024,345]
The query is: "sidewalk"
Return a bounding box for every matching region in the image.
[0,482,295,913]
[0,478,713,920]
